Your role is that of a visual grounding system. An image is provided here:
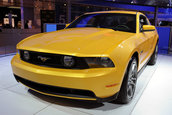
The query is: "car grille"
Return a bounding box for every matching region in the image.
[19,50,89,69]
[14,75,96,99]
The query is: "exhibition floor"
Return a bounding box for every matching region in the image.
[0,54,172,115]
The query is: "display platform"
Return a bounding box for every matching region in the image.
[0,55,171,115]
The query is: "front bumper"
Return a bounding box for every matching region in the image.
[11,54,123,102]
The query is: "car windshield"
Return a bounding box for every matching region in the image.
[67,13,136,33]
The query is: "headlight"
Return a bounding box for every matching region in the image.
[63,56,75,67]
[85,57,115,68]
[23,51,30,60]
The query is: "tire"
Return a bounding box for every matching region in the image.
[115,57,138,104]
[148,43,158,65]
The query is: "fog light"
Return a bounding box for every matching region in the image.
[63,56,75,67]
[23,51,30,60]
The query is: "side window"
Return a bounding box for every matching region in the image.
[139,15,149,32]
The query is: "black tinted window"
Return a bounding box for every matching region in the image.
[67,13,136,33]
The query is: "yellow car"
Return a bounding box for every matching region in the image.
[11,11,159,103]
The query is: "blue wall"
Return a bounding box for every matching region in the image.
[156,27,170,54]
[46,24,57,32]
[46,24,65,32]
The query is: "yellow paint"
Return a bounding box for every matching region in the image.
[143,25,156,31]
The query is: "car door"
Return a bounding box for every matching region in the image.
[142,15,156,56]
[138,15,151,66]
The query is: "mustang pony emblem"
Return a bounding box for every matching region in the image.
[37,56,50,62]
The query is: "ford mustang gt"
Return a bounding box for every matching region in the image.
[11,11,159,103]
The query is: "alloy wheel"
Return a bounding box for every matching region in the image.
[127,60,137,100]
[154,45,158,61]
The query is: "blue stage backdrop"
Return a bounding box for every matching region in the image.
[156,27,170,54]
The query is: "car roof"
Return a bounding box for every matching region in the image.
[85,10,143,15]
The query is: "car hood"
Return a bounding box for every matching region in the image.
[18,28,135,56]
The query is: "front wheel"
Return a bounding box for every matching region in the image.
[115,57,138,104]
[148,43,158,65]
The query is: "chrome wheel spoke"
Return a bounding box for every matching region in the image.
[128,79,135,86]
[127,85,134,98]
[155,45,158,59]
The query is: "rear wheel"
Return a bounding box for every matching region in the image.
[148,43,158,65]
[115,57,138,104]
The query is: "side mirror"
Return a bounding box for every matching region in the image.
[65,23,70,28]
[142,25,155,32]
